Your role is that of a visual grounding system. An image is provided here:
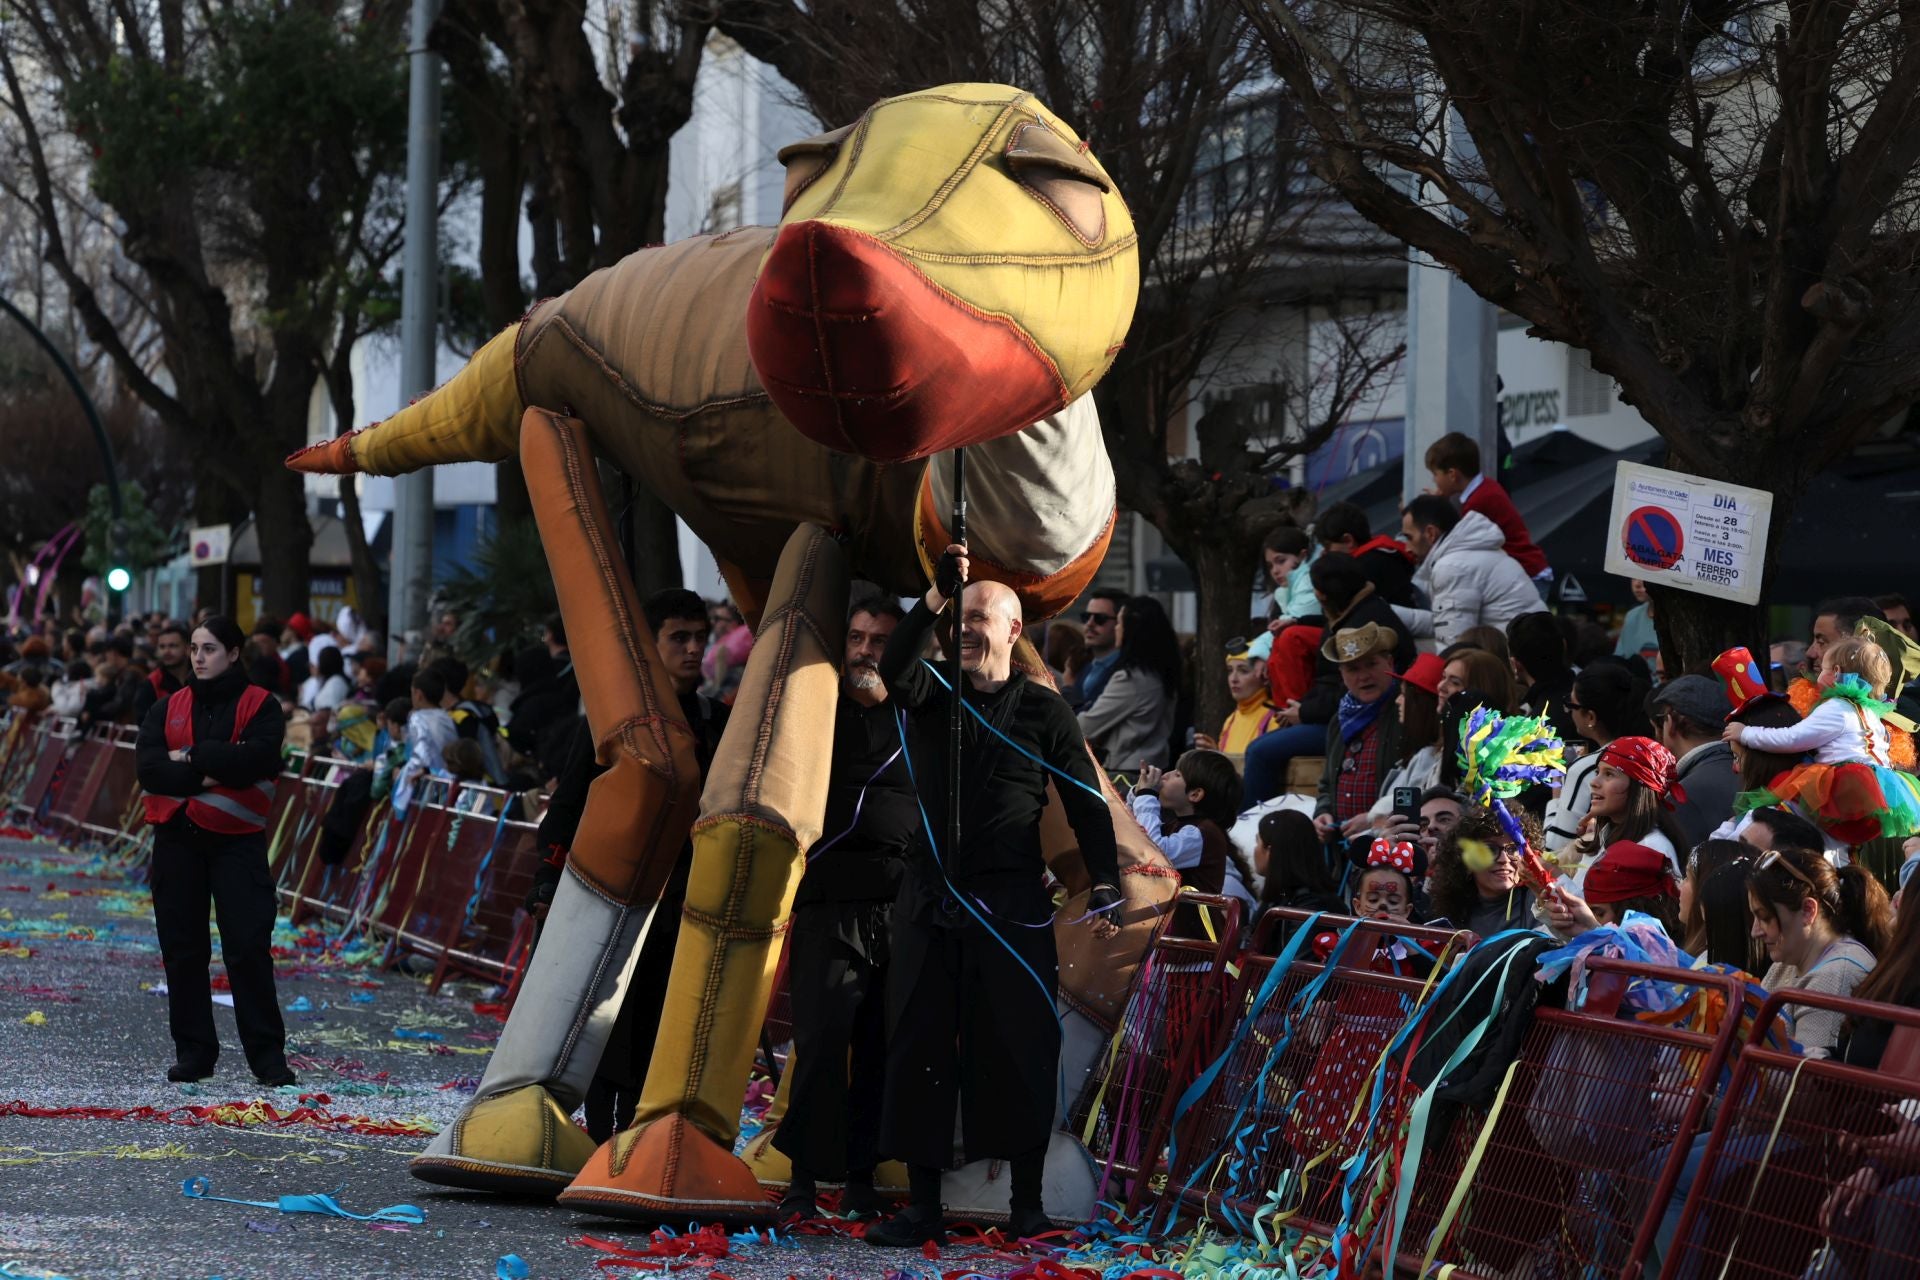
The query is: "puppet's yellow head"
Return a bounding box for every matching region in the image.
[747,83,1139,464]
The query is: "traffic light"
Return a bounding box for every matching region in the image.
[106,521,132,593]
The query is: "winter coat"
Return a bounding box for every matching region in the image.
[1077,666,1176,773]
[1393,511,1543,648]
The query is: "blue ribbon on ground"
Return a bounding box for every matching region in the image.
[495,1256,528,1280]
[182,1176,424,1223]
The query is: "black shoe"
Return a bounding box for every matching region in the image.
[865,1204,946,1248]
[839,1180,886,1220]
[166,1061,214,1083]
[1006,1206,1060,1239]
[777,1188,816,1222]
[253,1065,297,1088]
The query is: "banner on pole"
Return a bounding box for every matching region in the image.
[1603,462,1771,606]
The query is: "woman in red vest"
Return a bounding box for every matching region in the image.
[136,614,293,1086]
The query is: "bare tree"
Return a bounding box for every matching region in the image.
[0,0,415,620]
[1243,0,1920,668]
[714,0,1404,730]
[432,0,715,594]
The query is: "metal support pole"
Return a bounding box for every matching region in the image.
[1400,95,1498,503]
[388,0,443,659]
[947,447,967,861]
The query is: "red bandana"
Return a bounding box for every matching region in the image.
[1599,736,1685,806]
[1584,840,1678,905]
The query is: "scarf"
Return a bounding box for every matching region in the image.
[1337,680,1395,743]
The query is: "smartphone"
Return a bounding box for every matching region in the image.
[1392,786,1420,821]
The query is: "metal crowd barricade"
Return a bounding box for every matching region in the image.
[360,778,463,956]
[263,750,322,882]
[1154,910,1472,1241]
[1398,957,1749,1280]
[1660,990,1920,1280]
[14,715,76,818]
[75,724,142,844]
[0,713,56,809]
[280,757,368,921]
[43,725,118,835]
[425,794,541,994]
[1071,892,1240,1215]
[373,781,512,967]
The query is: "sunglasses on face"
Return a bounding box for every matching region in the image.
[1082,611,1115,625]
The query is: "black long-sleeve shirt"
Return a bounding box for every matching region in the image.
[878,600,1119,899]
[136,667,286,800]
[794,694,920,907]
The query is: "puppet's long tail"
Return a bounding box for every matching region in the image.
[286,325,523,476]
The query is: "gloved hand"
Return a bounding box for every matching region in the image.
[934,543,969,601]
[1086,882,1123,936]
[524,855,563,915]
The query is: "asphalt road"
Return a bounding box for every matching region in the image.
[0,835,1056,1280]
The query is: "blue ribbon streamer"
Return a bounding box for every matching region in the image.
[182,1176,424,1224]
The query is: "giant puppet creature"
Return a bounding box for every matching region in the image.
[289,83,1170,1224]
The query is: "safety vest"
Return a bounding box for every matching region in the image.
[141,685,276,834]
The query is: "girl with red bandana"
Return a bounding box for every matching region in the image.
[1546,736,1689,893]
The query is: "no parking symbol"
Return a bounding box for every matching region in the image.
[1621,505,1684,571]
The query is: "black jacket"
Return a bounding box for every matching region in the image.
[879,599,1119,908]
[136,666,287,802]
[1297,586,1418,726]
[129,667,188,730]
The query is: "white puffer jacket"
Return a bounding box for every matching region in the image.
[1394,510,1543,647]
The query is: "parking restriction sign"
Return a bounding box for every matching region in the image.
[1603,462,1772,605]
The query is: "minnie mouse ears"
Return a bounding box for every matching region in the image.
[1366,836,1424,880]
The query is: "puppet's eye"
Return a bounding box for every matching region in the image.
[776,124,854,215]
[1004,122,1111,242]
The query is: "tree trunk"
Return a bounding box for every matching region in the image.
[335,474,386,635]
[1183,533,1262,742]
[621,476,683,599]
[251,467,315,619]
[1647,456,1804,676]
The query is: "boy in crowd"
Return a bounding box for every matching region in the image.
[1424,432,1550,591]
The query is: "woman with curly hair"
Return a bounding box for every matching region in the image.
[1429,804,1542,936]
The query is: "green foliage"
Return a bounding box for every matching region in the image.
[434,520,558,666]
[64,1,409,242]
[80,482,177,579]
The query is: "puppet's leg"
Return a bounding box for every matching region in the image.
[410,409,704,1196]
[558,522,845,1222]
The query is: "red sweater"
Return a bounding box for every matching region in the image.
[1463,477,1549,578]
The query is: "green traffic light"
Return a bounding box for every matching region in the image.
[106,567,132,592]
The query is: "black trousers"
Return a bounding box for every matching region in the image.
[149,822,288,1074]
[772,899,891,1180]
[879,891,1060,1170]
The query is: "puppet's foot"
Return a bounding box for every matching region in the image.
[561,523,846,1221]
[558,1113,778,1222]
[410,1084,599,1197]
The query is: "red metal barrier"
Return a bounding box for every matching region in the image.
[1397,957,1749,1280]
[364,784,469,958]
[1155,910,1473,1239]
[44,732,116,833]
[1071,892,1240,1215]
[77,726,142,843]
[386,787,513,970]
[1660,990,1920,1280]
[14,718,75,817]
[0,713,51,804]
[427,808,542,994]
